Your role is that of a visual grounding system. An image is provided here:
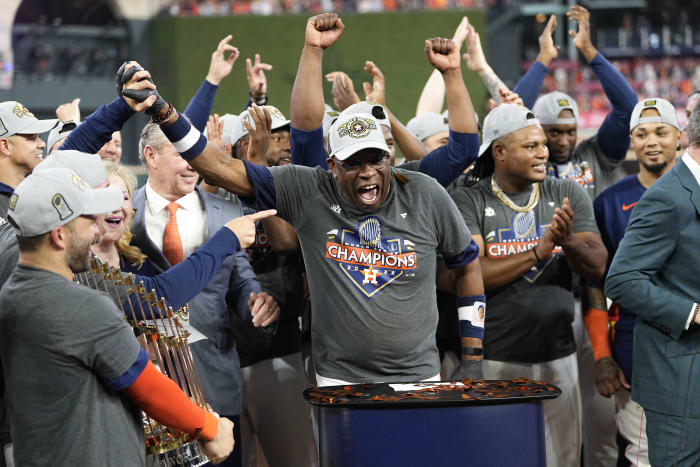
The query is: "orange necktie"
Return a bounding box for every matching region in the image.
[163,202,183,265]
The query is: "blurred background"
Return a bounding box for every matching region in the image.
[1,0,697,165]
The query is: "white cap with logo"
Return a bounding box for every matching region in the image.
[629,98,680,131]
[8,167,122,236]
[322,104,341,141]
[532,91,580,125]
[0,101,58,138]
[327,113,390,161]
[479,104,541,156]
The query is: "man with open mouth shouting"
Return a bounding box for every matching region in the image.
[121,12,485,387]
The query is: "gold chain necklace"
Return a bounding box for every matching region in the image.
[490,175,540,213]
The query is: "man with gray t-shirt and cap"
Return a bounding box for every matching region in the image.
[0,101,58,218]
[451,103,607,466]
[124,13,486,386]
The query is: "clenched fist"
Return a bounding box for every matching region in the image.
[425,37,461,74]
[305,13,345,49]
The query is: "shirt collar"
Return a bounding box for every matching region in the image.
[682,152,700,187]
[145,181,200,214]
[0,181,14,196]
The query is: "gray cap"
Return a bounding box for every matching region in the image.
[532,91,579,125]
[328,113,390,161]
[322,104,341,141]
[0,101,58,138]
[406,112,449,141]
[231,105,291,147]
[479,104,541,156]
[8,167,122,236]
[35,150,109,188]
[46,121,77,154]
[442,109,480,129]
[629,98,679,131]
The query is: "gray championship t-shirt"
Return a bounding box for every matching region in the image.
[451,176,598,363]
[0,265,145,466]
[548,136,626,200]
[269,166,471,382]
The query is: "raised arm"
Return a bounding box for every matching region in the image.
[415,16,469,115]
[290,13,345,131]
[463,23,510,102]
[567,6,637,161]
[183,35,239,131]
[513,15,558,109]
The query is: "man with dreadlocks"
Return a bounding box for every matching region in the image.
[450,103,607,467]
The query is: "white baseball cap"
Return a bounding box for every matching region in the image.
[0,101,58,138]
[8,167,122,236]
[342,102,391,130]
[231,105,291,147]
[479,104,541,156]
[46,121,78,154]
[322,104,341,141]
[532,92,579,125]
[406,112,449,141]
[630,98,679,131]
[327,113,390,161]
[36,150,109,188]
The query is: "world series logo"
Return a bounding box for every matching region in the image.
[325,216,417,298]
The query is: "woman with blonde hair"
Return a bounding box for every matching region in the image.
[91,161,256,311]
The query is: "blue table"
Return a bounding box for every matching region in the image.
[305,380,560,467]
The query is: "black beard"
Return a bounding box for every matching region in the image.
[643,160,668,174]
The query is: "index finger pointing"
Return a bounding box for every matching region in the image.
[248,209,277,222]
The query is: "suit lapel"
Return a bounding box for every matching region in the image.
[675,160,700,217]
[197,186,223,237]
[132,185,171,271]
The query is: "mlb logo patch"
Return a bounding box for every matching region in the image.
[644,99,657,106]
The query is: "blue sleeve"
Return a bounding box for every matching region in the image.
[417,131,480,187]
[183,80,218,132]
[240,160,277,210]
[513,61,548,109]
[290,125,328,169]
[59,97,134,153]
[590,53,638,162]
[445,238,480,269]
[128,228,240,312]
[104,347,148,391]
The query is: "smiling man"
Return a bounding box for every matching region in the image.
[585,98,681,466]
[450,103,607,466]
[123,13,485,386]
[0,101,57,217]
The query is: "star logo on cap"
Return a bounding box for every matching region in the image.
[338,117,376,139]
[12,104,33,119]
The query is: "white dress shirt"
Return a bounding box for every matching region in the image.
[144,181,207,261]
[681,152,700,329]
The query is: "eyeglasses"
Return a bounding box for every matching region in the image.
[338,153,389,171]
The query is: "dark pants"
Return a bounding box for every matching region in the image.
[645,409,700,466]
[203,414,242,467]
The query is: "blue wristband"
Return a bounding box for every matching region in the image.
[160,114,207,161]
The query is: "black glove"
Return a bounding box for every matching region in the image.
[116,61,167,116]
[450,359,483,382]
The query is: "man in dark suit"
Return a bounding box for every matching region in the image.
[132,122,279,467]
[606,103,700,465]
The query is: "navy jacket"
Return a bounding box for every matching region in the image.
[131,184,261,415]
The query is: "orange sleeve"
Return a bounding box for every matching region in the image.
[584,308,612,361]
[123,360,219,441]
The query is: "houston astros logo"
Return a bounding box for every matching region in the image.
[337,117,376,139]
[12,104,33,118]
[325,216,417,299]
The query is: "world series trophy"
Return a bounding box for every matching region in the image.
[75,259,210,467]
